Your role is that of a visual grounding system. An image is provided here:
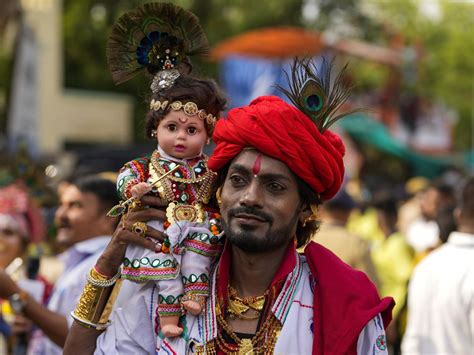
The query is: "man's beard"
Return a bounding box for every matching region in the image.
[222,207,299,253]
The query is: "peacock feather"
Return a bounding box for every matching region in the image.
[106,2,210,85]
[276,57,357,132]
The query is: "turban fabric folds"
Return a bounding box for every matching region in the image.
[208,96,345,200]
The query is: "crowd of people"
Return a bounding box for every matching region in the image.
[1,166,472,354]
[0,2,472,355]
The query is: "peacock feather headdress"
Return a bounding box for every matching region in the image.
[276,57,357,133]
[106,2,210,91]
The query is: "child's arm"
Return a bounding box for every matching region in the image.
[130,182,152,199]
[117,158,151,200]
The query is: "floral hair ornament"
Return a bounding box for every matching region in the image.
[106,2,210,92]
[150,99,217,126]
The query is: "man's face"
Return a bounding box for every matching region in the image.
[54,185,107,248]
[420,187,441,220]
[219,149,304,253]
[0,225,25,268]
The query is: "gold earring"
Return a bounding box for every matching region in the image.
[303,204,318,227]
[216,187,222,206]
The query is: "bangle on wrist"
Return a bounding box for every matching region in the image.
[93,265,111,279]
[72,273,123,330]
[70,311,111,330]
[87,267,121,288]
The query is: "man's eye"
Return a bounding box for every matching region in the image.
[69,201,83,209]
[1,228,16,236]
[187,127,197,135]
[268,182,285,192]
[229,174,245,186]
[167,124,177,132]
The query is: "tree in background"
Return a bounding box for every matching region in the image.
[1,0,472,149]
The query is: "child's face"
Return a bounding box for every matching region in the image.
[157,110,208,159]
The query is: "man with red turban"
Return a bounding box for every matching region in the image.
[65,88,394,354]
[201,95,394,354]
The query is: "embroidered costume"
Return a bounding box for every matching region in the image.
[117,147,222,316]
[94,241,393,354]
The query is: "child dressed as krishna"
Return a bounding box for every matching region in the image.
[105,3,226,338]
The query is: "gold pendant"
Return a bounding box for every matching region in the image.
[238,339,254,355]
[166,202,204,223]
[248,298,265,311]
[227,299,250,316]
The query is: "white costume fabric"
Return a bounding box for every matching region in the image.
[30,236,110,355]
[402,231,474,355]
[95,252,388,354]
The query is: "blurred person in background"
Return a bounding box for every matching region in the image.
[346,187,386,245]
[302,187,379,287]
[405,181,455,260]
[0,182,49,355]
[402,176,474,355]
[0,175,118,355]
[435,204,457,245]
[371,191,414,354]
[397,176,430,236]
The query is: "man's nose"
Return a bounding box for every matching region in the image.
[239,180,263,208]
[54,205,66,222]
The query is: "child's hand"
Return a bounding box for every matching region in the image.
[131,182,152,198]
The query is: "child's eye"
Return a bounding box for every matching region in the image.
[187,127,197,135]
[167,124,177,132]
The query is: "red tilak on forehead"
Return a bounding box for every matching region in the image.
[252,154,262,176]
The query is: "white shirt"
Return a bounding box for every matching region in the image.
[95,253,388,354]
[402,232,474,355]
[31,236,110,355]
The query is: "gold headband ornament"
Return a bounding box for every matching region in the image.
[150,99,217,126]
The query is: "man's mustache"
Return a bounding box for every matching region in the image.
[56,218,70,229]
[228,206,273,224]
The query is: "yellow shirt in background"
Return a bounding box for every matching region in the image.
[371,231,414,319]
[347,208,385,243]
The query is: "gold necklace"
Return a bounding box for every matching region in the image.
[215,305,281,354]
[149,152,215,204]
[227,286,266,320]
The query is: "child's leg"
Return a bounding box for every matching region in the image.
[157,278,184,337]
[180,237,215,315]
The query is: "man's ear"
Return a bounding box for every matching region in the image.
[299,203,313,225]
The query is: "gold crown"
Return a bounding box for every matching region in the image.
[150,99,217,126]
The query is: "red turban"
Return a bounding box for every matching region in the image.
[208,96,345,200]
